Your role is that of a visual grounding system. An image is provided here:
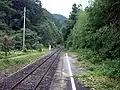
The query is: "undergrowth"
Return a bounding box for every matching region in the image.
[72,49,120,90]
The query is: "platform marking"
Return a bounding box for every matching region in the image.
[66,53,76,90]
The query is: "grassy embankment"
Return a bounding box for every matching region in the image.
[0,49,48,74]
[72,49,120,90]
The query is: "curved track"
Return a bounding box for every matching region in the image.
[0,49,62,90]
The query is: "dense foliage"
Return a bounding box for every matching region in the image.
[66,1,120,78]
[0,0,62,51]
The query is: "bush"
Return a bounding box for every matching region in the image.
[104,60,120,78]
[34,43,44,51]
[77,49,102,63]
[22,48,27,52]
[76,49,120,78]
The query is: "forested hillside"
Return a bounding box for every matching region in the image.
[63,1,120,89]
[0,0,62,52]
[53,14,67,24]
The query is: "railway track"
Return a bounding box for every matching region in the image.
[0,49,62,90]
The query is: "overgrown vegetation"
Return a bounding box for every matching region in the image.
[63,0,120,89]
[0,49,46,59]
[0,50,47,74]
[73,49,120,90]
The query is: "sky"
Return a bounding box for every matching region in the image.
[41,0,89,18]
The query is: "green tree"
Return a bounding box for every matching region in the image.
[62,3,79,42]
[67,10,88,49]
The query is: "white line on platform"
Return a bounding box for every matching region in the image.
[66,53,76,90]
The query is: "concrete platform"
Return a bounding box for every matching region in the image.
[49,52,90,90]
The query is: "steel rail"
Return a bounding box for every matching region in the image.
[9,49,61,90]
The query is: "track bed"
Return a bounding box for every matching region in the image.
[0,49,62,90]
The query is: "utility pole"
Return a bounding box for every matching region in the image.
[23,7,26,51]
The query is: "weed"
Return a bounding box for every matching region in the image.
[72,49,120,90]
